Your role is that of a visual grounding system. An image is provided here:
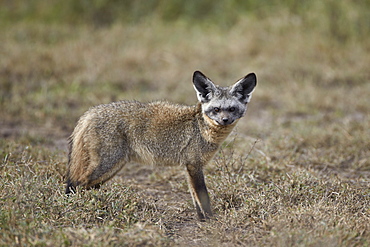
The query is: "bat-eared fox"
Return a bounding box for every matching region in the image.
[66,71,257,220]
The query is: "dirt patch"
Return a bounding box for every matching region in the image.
[0,120,69,151]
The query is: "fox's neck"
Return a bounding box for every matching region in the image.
[195,103,237,144]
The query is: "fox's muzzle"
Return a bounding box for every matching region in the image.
[216,115,235,126]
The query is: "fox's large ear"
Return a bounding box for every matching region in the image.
[230,73,257,104]
[193,71,217,103]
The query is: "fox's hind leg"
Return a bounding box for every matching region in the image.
[65,170,115,194]
[66,152,127,194]
[65,129,128,194]
[186,164,213,220]
[86,158,127,189]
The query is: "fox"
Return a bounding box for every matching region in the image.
[65,70,257,220]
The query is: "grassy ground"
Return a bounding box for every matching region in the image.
[1,2,370,246]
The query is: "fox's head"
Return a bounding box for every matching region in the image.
[193,71,257,126]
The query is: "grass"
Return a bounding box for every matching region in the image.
[1,2,370,246]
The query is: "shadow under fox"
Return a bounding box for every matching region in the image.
[65,71,257,220]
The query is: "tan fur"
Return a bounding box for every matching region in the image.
[65,71,256,220]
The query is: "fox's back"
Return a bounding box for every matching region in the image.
[86,100,199,139]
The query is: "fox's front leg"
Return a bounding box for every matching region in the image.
[186,164,213,220]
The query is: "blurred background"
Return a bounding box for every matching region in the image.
[1,0,369,158]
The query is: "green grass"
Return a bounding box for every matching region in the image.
[1,2,370,246]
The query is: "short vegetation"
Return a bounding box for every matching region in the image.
[1,0,369,246]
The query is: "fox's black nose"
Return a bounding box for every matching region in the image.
[222,118,229,123]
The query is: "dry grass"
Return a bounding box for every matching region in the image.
[1,9,369,247]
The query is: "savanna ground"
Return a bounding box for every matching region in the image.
[1,1,369,246]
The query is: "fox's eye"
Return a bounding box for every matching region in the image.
[229,107,235,112]
[214,107,220,113]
